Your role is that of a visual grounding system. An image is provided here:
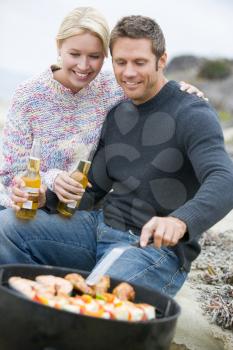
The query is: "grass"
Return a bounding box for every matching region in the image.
[218,110,233,123]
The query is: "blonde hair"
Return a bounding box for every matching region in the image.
[56,7,110,57]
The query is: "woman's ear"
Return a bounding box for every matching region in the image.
[57,52,62,68]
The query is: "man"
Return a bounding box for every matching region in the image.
[77,16,233,295]
[0,16,233,296]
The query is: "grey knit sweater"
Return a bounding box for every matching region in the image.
[80,80,233,271]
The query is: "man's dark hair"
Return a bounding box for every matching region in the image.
[109,15,166,66]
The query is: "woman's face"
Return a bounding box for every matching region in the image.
[57,32,105,92]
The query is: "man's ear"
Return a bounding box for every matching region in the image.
[158,52,167,69]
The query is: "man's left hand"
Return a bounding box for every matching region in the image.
[140,216,187,248]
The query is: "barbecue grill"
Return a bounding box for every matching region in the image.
[0,264,181,350]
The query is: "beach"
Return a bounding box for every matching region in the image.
[0,103,233,349]
[172,217,233,350]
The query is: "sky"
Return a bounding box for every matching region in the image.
[0,0,232,75]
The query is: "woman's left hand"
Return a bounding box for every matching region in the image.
[179,81,208,101]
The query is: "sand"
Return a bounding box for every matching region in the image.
[172,215,233,350]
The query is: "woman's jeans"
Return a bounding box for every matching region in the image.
[0,209,187,296]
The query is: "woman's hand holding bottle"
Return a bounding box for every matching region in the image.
[55,161,92,217]
[53,171,86,204]
[11,176,46,211]
[12,168,92,214]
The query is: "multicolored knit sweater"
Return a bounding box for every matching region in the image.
[0,67,125,207]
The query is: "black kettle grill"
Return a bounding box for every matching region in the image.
[0,264,181,350]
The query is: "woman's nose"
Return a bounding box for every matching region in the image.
[76,56,89,70]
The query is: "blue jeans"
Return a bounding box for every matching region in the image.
[0,209,187,296]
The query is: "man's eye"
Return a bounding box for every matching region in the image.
[136,61,145,66]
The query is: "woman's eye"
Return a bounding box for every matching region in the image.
[70,53,80,57]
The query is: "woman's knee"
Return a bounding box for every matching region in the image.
[0,208,47,240]
[0,209,19,231]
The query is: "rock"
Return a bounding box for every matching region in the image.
[166,55,233,116]
[166,55,204,73]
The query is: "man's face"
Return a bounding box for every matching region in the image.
[112,37,166,104]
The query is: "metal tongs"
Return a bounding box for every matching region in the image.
[86,238,153,286]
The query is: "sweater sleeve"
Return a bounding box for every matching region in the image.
[0,87,33,207]
[0,80,71,207]
[40,168,64,191]
[170,101,233,240]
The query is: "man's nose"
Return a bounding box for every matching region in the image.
[123,64,137,77]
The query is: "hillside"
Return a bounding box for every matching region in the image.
[166,55,233,125]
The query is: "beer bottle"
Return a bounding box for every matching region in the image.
[16,139,41,219]
[57,159,91,217]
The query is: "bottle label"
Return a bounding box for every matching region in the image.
[67,201,77,209]
[22,201,33,209]
[24,187,39,194]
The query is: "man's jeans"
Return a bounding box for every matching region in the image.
[0,209,187,296]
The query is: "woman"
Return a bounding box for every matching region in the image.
[0,6,204,210]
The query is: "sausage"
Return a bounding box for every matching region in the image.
[65,273,94,296]
[36,275,73,296]
[93,276,110,295]
[112,282,135,301]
